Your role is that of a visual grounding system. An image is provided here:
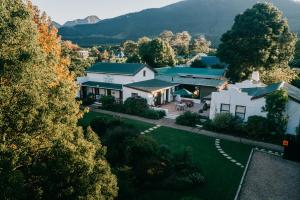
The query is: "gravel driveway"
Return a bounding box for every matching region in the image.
[238,151,300,200]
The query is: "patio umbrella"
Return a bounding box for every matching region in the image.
[174,89,193,97]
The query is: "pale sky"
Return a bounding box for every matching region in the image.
[31,0,182,24]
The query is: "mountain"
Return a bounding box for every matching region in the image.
[63,15,101,27]
[59,0,300,47]
[52,21,62,29]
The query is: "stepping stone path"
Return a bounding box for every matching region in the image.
[254,147,283,157]
[215,139,245,168]
[141,125,161,135]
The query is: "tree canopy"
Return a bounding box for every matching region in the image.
[217,3,297,82]
[0,1,117,199]
[139,38,176,68]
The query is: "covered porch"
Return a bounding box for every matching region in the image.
[80,81,123,102]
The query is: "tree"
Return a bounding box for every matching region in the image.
[295,40,300,60]
[159,30,174,43]
[263,89,289,135]
[100,49,110,62]
[260,67,298,84]
[171,31,191,56]
[190,59,207,68]
[61,40,94,77]
[190,36,211,55]
[0,1,117,199]
[217,3,297,82]
[123,40,140,63]
[139,38,176,67]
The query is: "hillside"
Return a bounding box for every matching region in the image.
[63,15,101,27]
[59,0,300,46]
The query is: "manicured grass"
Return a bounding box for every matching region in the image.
[80,111,252,200]
[79,111,154,132]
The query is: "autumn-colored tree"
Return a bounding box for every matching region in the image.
[260,67,298,84]
[0,1,117,199]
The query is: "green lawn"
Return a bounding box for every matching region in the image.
[80,112,252,200]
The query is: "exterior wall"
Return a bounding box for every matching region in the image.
[199,86,217,99]
[86,67,154,85]
[123,87,155,105]
[123,86,175,106]
[210,89,300,135]
[209,88,266,121]
[286,99,300,135]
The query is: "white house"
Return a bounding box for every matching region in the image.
[77,63,177,105]
[209,72,300,135]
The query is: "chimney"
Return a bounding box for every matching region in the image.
[251,71,260,82]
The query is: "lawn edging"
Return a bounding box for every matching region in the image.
[234,148,254,200]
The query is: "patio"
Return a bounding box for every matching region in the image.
[157,101,210,119]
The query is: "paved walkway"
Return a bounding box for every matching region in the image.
[90,108,283,152]
[237,151,300,200]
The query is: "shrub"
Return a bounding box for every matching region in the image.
[124,97,149,115]
[100,95,115,110]
[176,111,201,127]
[90,116,124,137]
[142,109,160,119]
[246,116,270,138]
[190,59,207,68]
[211,113,243,134]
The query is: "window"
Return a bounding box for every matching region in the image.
[143,70,146,77]
[131,93,138,98]
[235,105,246,120]
[220,104,230,113]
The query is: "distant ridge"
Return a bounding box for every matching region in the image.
[63,15,101,27]
[59,0,300,46]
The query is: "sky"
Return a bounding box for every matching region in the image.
[31,0,182,24]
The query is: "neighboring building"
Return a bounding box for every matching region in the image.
[200,55,227,68]
[209,72,300,135]
[123,79,178,106]
[77,63,155,101]
[77,50,90,59]
[155,67,227,99]
[77,63,177,105]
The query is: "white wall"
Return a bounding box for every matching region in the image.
[210,89,300,135]
[86,67,154,85]
[123,87,155,105]
[209,88,266,121]
[286,99,300,135]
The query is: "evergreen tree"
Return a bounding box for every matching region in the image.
[139,38,176,68]
[217,3,297,82]
[0,1,118,199]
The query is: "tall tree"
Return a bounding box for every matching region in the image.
[123,40,140,63]
[190,36,211,55]
[159,30,174,43]
[295,40,300,60]
[0,1,117,199]
[171,31,191,56]
[139,38,176,68]
[217,3,297,82]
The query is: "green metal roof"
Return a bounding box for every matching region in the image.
[241,82,300,102]
[156,67,225,79]
[86,63,149,75]
[174,89,193,97]
[81,81,122,90]
[156,75,227,88]
[124,79,178,93]
[241,83,282,99]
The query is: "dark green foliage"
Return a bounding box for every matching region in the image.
[190,59,207,68]
[295,40,300,60]
[58,0,300,47]
[263,89,289,134]
[176,112,202,127]
[209,113,244,134]
[100,95,116,110]
[291,74,300,88]
[291,59,300,68]
[90,116,124,136]
[124,97,149,115]
[139,38,176,68]
[246,116,270,138]
[218,3,297,82]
